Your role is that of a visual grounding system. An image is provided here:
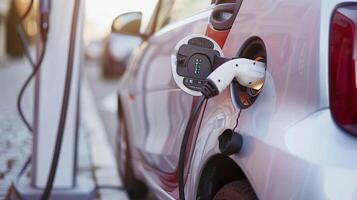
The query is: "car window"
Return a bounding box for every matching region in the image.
[166,0,211,24]
[153,0,211,32]
[141,0,174,34]
[140,0,160,34]
[154,0,175,31]
[145,0,211,34]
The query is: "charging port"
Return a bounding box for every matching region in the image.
[231,37,267,109]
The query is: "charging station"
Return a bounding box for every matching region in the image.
[11,1,95,199]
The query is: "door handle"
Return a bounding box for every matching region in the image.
[210,0,243,30]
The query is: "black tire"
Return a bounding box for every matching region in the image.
[116,101,148,199]
[213,180,258,200]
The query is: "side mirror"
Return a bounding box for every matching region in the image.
[102,12,143,79]
[111,12,142,36]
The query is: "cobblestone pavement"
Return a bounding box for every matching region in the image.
[0,58,33,199]
[0,58,129,199]
[80,77,128,200]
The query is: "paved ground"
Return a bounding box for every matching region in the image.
[84,60,157,200]
[84,60,121,149]
[81,74,128,200]
[0,58,33,200]
[0,58,129,199]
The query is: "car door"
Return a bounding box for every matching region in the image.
[138,0,211,170]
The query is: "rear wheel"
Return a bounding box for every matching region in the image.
[213,180,258,200]
[116,101,148,199]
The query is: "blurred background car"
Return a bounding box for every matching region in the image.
[102,12,143,78]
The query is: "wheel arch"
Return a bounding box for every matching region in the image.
[196,154,249,199]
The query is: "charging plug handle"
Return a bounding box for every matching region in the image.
[203,58,266,98]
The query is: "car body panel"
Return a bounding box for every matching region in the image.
[189,0,357,199]
[122,11,213,197]
[117,0,357,199]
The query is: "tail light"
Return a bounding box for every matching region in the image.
[330,6,357,135]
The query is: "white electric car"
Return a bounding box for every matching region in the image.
[110,0,357,199]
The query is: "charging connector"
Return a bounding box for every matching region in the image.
[202,58,266,98]
[172,35,266,98]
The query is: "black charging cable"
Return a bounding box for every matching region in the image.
[178,79,224,200]
[16,44,47,133]
[16,0,36,133]
[16,0,51,133]
[11,1,44,199]
[178,86,221,200]
[11,43,47,199]
[178,96,206,200]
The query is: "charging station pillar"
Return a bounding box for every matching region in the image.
[13,0,95,199]
[32,0,80,188]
